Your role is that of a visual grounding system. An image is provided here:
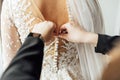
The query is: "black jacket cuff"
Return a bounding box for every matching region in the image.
[95,34,120,54]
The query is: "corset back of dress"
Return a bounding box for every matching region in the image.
[41,37,83,80]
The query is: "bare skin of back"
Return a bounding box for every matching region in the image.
[34,0,69,34]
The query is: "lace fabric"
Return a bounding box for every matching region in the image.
[41,39,84,80]
[1,0,21,70]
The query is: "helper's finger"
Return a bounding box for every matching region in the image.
[59,24,68,34]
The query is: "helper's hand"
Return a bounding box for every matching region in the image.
[31,21,56,42]
[59,22,98,45]
[59,22,87,43]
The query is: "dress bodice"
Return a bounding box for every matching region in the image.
[42,37,83,80]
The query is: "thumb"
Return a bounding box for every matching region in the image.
[61,23,71,29]
[60,24,67,31]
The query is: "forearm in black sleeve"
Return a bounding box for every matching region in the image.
[95,34,120,54]
[1,36,44,80]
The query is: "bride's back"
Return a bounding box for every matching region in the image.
[34,0,69,30]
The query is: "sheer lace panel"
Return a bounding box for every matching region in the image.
[11,0,45,43]
[1,0,21,70]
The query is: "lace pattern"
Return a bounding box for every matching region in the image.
[11,0,44,43]
[1,0,21,70]
[41,38,84,80]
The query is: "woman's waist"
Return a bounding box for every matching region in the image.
[44,37,77,56]
[45,38,71,54]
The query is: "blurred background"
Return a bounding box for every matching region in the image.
[0,0,120,77]
[0,0,3,77]
[99,0,120,35]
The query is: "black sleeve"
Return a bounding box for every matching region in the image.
[95,34,120,55]
[1,35,44,80]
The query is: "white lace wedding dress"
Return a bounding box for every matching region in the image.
[1,0,108,80]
